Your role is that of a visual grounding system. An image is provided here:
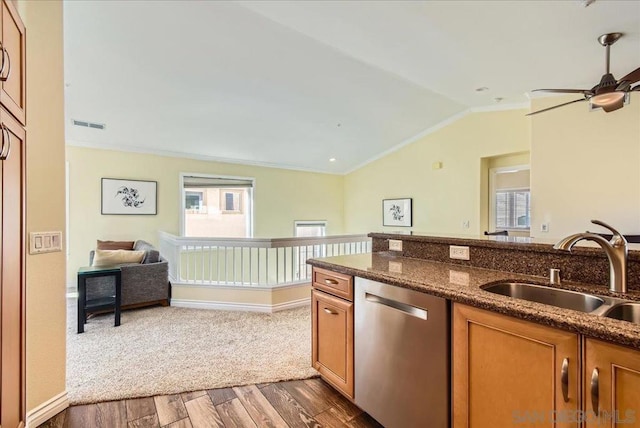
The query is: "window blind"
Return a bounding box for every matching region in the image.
[183,176,253,188]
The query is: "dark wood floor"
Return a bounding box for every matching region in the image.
[38,378,383,428]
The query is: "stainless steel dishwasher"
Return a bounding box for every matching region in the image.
[355,278,449,428]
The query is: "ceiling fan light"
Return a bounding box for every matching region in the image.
[591,91,626,107]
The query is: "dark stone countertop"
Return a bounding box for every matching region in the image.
[368,231,640,260]
[308,252,640,351]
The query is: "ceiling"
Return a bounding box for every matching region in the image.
[63,1,640,174]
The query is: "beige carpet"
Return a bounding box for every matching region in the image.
[66,302,318,404]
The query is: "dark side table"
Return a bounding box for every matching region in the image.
[77,265,122,334]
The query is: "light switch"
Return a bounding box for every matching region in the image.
[30,231,63,254]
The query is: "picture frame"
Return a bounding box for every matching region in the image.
[382,198,412,227]
[101,178,157,215]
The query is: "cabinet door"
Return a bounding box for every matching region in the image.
[584,339,640,428]
[0,0,25,125]
[453,304,579,428]
[0,108,25,428]
[312,289,354,399]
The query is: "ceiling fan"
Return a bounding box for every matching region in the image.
[527,32,640,116]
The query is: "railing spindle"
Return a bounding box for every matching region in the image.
[249,247,253,285]
[208,246,212,282]
[201,245,205,284]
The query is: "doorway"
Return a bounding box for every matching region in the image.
[480,152,531,237]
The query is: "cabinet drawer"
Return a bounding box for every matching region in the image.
[312,267,353,301]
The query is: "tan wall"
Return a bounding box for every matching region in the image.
[344,97,640,241]
[530,93,640,238]
[66,147,345,284]
[172,283,310,307]
[17,0,67,413]
[344,109,531,235]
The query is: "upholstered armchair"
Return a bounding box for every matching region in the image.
[86,240,170,310]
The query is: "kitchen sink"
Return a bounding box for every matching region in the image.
[482,282,605,313]
[603,303,640,325]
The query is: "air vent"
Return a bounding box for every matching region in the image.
[72,119,106,130]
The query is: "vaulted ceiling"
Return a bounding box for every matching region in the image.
[64,1,640,174]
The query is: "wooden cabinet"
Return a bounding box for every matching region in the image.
[0,3,25,426]
[0,107,25,428]
[0,0,26,125]
[453,303,580,428]
[311,268,354,399]
[584,339,640,428]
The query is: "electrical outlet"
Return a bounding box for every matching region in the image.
[449,245,470,260]
[389,239,403,251]
[449,270,470,285]
[389,261,403,273]
[541,223,549,233]
[462,220,470,229]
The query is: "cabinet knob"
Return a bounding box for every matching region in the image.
[323,308,338,315]
[324,278,339,285]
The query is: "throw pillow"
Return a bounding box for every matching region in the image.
[97,240,135,250]
[92,249,145,267]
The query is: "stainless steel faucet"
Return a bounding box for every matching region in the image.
[553,220,628,293]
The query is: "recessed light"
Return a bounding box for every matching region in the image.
[329,158,336,162]
[475,87,489,92]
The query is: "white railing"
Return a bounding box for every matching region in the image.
[159,231,371,288]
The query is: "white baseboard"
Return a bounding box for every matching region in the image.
[26,391,68,428]
[171,297,310,313]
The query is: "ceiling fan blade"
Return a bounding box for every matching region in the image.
[617,66,640,85]
[615,81,631,91]
[601,98,625,113]
[526,98,587,116]
[532,88,593,95]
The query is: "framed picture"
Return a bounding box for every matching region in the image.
[101,178,157,215]
[383,198,412,227]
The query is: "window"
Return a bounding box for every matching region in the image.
[181,174,254,237]
[295,221,327,237]
[295,221,327,277]
[489,166,530,232]
[185,191,204,212]
[221,190,242,213]
[495,189,530,229]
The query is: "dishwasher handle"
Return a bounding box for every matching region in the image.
[365,292,428,320]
